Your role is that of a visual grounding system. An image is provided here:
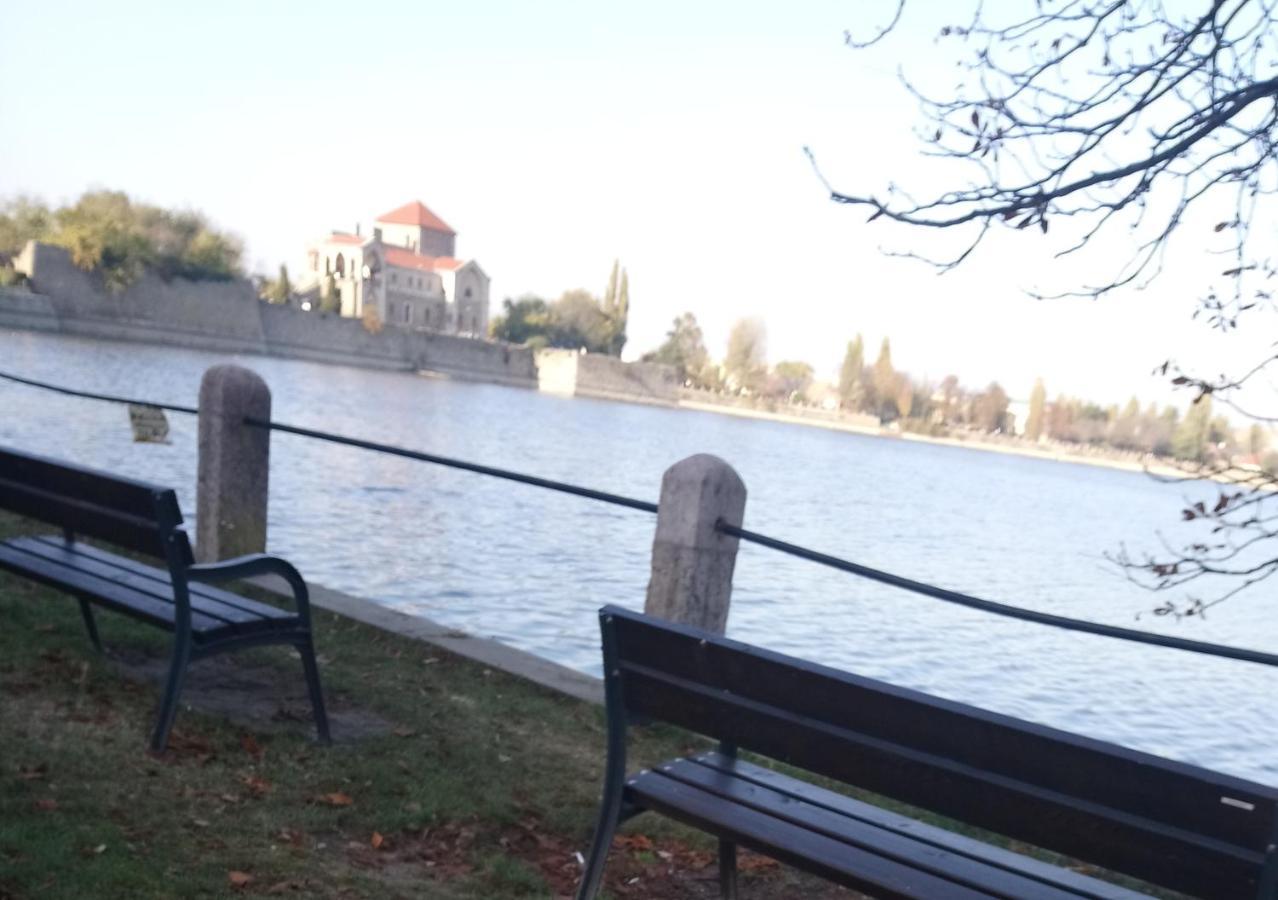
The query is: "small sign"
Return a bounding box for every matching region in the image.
[128,404,170,444]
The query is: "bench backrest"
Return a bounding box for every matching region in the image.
[601,606,1278,899]
[0,445,193,567]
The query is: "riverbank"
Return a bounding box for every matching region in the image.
[678,396,1198,481]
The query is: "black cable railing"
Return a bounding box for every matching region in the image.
[0,368,198,415]
[718,522,1278,669]
[242,417,658,514]
[3,366,1276,669]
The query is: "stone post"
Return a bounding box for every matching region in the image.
[196,365,271,562]
[644,454,747,634]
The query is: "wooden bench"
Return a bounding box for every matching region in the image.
[576,606,1278,899]
[0,445,329,752]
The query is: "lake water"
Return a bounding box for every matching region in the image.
[1,329,1275,785]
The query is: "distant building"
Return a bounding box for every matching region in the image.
[305,201,489,337]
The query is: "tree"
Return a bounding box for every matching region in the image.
[894,374,914,420]
[642,312,709,384]
[263,263,291,304]
[871,338,895,418]
[319,274,339,314]
[600,260,630,357]
[490,296,551,345]
[820,2,1278,612]
[971,383,1010,433]
[0,190,242,291]
[772,360,815,401]
[550,288,615,353]
[837,335,865,411]
[724,318,767,393]
[1172,396,1214,462]
[1025,379,1046,441]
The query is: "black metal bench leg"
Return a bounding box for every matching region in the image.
[719,839,739,899]
[575,784,624,900]
[299,637,331,743]
[77,599,103,653]
[150,640,191,753]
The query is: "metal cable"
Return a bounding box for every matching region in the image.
[4,366,1274,668]
[243,416,659,513]
[0,368,198,415]
[719,521,1278,669]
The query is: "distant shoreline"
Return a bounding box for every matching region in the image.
[676,398,1196,481]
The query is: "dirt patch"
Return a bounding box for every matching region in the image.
[105,647,391,742]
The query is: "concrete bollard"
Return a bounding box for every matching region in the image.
[196,365,271,562]
[644,454,747,634]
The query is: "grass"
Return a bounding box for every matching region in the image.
[0,509,1180,899]
[0,510,840,899]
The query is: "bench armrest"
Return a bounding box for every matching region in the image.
[185,555,312,622]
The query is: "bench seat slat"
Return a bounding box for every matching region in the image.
[689,752,1147,900]
[629,769,1006,899]
[0,540,293,640]
[0,541,226,634]
[660,755,1148,899]
[20,536,295,628]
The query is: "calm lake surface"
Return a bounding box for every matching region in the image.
[2,330,1275,784]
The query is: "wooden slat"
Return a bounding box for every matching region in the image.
[22,537,294,628]
[0,446,167,519]
[0,543,225,634]
[605,607,1269,900]
[0,475,169,558]
[689,753,1148,900]
[661,756,1144,899]
[629,770,1001,899]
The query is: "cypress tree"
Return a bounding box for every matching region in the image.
[1025,378,1046,440]
[838,335,865,410]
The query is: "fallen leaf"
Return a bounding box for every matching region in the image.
[34,798,58,812]
[228,870,253,889]
[370,831,384,849]
[392,727,417,738]
[240,775,272,796]
[240,735,264,759]
[319,792,353,807]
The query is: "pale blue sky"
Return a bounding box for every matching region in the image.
[2,0,1268,410]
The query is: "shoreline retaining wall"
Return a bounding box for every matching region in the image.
[535,348,679,405]
[2,243,538,387]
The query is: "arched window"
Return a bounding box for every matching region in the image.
[464,287,472,299]
[335,253,345,277]
[325,257,331,275]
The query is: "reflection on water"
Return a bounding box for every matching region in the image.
[1,330,1275,784]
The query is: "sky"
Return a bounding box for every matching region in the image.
[2,0,1274,412]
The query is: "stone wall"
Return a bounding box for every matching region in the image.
[2,242,537,387]
[535,349,679,405]
[0,287,60,334]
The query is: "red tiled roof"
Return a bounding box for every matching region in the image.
[326,232,366,246]
[375,200,455,234]
[383,247,466,273]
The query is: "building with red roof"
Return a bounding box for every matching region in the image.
[304,201,489,337]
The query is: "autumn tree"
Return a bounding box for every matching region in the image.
[1025,379,1046,441]
[820,1,1278,612]
[725,318,768,393]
